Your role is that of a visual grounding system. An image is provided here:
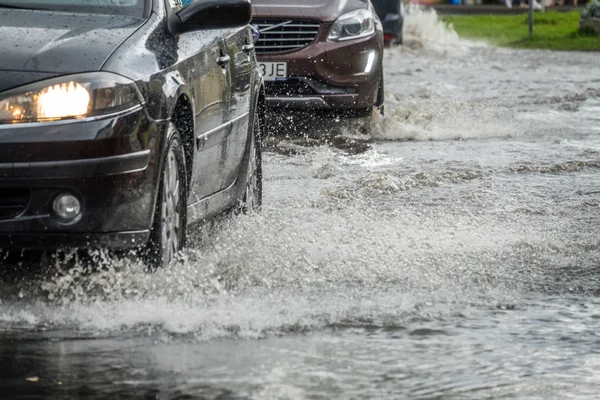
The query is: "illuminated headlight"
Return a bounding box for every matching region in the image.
[328,9,375,41]
[0,72,143,124]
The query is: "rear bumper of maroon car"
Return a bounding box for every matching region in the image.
[0,108,165,250]
[257,25,384,112]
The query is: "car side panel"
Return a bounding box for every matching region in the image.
[177,34,231,200]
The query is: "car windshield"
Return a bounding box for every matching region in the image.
[0,0,146,16]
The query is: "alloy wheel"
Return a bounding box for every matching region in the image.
[159,146,181,266]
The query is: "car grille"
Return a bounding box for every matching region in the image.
[252,19,321,55]
[0,189,29,220]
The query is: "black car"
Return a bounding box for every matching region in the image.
[371,0,404,46]
[0,0,264,268]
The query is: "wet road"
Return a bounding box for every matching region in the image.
[2,9,600,399]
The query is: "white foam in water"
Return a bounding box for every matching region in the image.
[310,147,340,179]
[10,289,462,339]
[0,196,532,338]
[365,5,535,142]
[402,4,486,54]
[371,98,522,142]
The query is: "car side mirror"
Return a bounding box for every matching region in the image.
[172,0,251,34]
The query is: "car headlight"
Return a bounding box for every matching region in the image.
[0,72,143,124]
[328,9,375,41]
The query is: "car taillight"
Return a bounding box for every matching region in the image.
[384,33,396,42]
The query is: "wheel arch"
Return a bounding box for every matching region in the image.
[147,87,195,232]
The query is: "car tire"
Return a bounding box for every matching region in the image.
[237,115,263,214]
[376,76,385,116]
[145,129,187,270]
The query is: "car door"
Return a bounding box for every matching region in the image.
[184,33,232,201]
[219,25,254,190]
[162,0,242,203]
[165,18,232,206]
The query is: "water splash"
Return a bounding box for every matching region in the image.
[1,8,599,342]
[401,4,484,54]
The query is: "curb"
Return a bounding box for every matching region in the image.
[428,4,584,15]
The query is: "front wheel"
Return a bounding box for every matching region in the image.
[375,76,385,116]
[145,129,187,269]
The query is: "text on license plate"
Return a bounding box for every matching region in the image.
[259,62,287,81]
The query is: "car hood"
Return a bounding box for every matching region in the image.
[251,0,369,22]
[0,9,144,92]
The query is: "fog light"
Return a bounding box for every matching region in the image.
[364,51,376,74]
[53,194,81,221]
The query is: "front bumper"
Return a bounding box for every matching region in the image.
[0,107,165,250]
[257,24,384,112]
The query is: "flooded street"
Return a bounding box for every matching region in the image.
[2,10,600,399]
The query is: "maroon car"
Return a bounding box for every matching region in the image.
[251,0,385,117]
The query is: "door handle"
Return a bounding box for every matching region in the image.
[217,54,230,67]
[242,43,254,53]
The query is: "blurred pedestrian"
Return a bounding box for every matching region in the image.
[519,0,544,8]
[558,0,578,6]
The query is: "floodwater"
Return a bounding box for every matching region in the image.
[2,8,600,399]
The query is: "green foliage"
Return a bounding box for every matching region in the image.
[581,0,600,20]
[443,11,600,51]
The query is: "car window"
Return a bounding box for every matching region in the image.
[0,0,146,16]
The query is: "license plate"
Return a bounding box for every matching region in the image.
[259,62,287,81]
